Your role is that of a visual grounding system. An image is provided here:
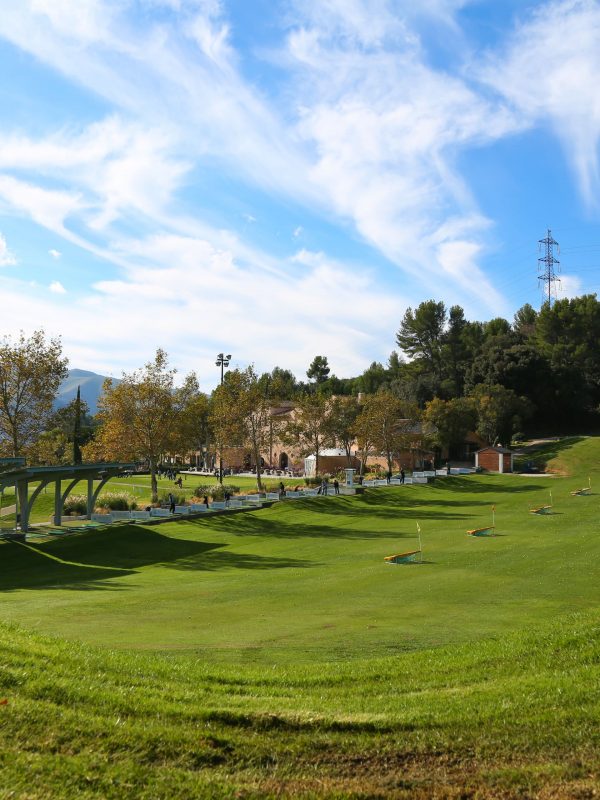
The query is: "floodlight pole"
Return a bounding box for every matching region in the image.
[215,352,232,485]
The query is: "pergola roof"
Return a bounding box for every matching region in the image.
[0,462,134,492]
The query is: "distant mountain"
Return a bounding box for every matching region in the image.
[55,369,120,413]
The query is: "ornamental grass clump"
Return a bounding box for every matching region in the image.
[63,495,87,515]
[158,491,187,506]
[95,492,137,511]
[193,485,240,501]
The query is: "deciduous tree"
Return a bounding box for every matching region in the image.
[469,384,532,446]
[281,392,333,476]
[88,350,198,501]
[210,366,273,491]
[328,395,361,465]
[354,390,419,475]
[0,330,68,457]
[423,397,477,452]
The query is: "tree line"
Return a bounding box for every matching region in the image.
[1,294,599,497]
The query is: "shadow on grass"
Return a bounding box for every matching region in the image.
[0,524,320,591]
[169,551,316,572]
[297,493,491,516]
[184,512,456,540]
[0,540,137,592]
[514,436,586,470]
[432,477,550,495]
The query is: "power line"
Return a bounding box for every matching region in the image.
[537,229,561,306]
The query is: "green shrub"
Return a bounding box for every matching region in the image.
[63,495,87,515]
[96,492,138,511]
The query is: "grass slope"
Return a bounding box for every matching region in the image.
[0,612,598,798]
[2,474,599,660]
[1,436,599,797]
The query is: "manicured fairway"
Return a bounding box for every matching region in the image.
[2,446,599,662]
[1,437,599,797]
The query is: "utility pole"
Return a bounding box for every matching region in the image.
[538,229,561,306]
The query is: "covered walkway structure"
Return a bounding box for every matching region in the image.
[0,461,134,534]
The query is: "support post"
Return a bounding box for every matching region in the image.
[54,480,62,526]
[87,478,94,520]
[17,480,29,533]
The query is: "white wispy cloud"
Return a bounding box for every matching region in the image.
[286,5,517,310]
[0,234,401,382]
[478,0,600,209]
[49,280,66,294]
[0,117,190,230]
[49,249,61,259]
[557,274,582,299]
[0,233,17,266]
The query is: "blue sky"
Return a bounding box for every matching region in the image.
[1,0,599,389]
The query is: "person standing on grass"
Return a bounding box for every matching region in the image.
[333,479,339,495]
[203,495,210,509]
[279,481,285,499]
[168,492,176,514]
[386,469,392,484]
[400,468,405,484]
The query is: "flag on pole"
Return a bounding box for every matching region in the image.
[492,504,495,526]
[416,522,422,562]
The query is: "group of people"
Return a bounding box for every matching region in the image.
[316,477,340,495]
[385,469,406,484]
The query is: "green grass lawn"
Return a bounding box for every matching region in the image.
[1,436,599,797]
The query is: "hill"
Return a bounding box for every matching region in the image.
[1,435,599,796]
[55,368,119,412]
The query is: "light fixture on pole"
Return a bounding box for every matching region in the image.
[215,353,232,485]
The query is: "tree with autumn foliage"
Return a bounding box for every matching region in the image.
[210,366,275,491]
[85,350,200,502]
[0,330,69,457]
[281,391,333,476]
[353,390,420,475]
[328,395,361,465]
